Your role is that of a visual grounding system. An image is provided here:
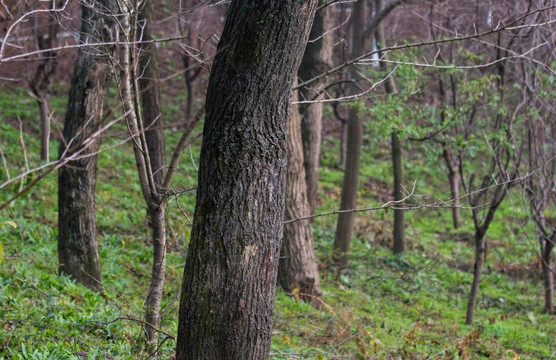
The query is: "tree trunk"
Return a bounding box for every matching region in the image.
[138,0,166,188]
[175,0,317,358]
[278,87,321,303]
[30,0,60,162]
[333,0,367,269]
[375,0,405,254]
[145,205,167,352]
[138,0,168,351]
[542,232,555,314]
[38,97,51,162]
[58,0,116,292]
[339,119,348,169]
[449,168,461,229]
[299,0,332,214]
[465,229,486,325]
[391,131,405,254]
[443,149,461,229]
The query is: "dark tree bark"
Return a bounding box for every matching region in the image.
[58,0,116,291]
[175,0,317,358]
[333,0,367,269]
[298,0,332,214]
[391,131,405,254]
[278,87,321,303]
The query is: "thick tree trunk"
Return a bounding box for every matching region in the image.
[175,0,317,358]
[391,131,405,254]
[333,0,367,269]
[58,0,116,291]
[465,230,486,325]
[278,88,321,303]
[299,0,332,214]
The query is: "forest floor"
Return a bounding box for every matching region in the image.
[0,86,555,359]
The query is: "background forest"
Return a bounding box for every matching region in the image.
[0,0,555,359]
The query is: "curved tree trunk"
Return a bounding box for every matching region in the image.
[333,0,367,269]
[299,0,332,214]
[175,0,317,358]
[278,87,321,303]
[58,0,116,291]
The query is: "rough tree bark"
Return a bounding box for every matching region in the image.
[333,0,367,269]
[58,0,116,291]
[298,0,332,213]
[278,86,321,303]
[175,0,317,358]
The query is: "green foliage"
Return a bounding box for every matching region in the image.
[0,76,554,360]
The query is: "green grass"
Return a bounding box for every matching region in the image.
[0,90,555,359]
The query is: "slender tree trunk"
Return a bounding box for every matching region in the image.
[278,87,321,302]
[449,167,461,229]
[299,0,332,214]
[466,201,502,325]
[30,0,60,162]
[542,233,555,314]
[375,0,405,254]
[138,0,165,188]
[39,98,51,161]
[145,205,167,351]
[333,0,367,269]
[442,150,461,229]
[137,1,168,350]
[465,229,486,325]
[175,0,317,358]
[391,131,405,254]
[58,0,116,291]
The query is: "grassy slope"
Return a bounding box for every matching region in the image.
[0,90,554,359]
